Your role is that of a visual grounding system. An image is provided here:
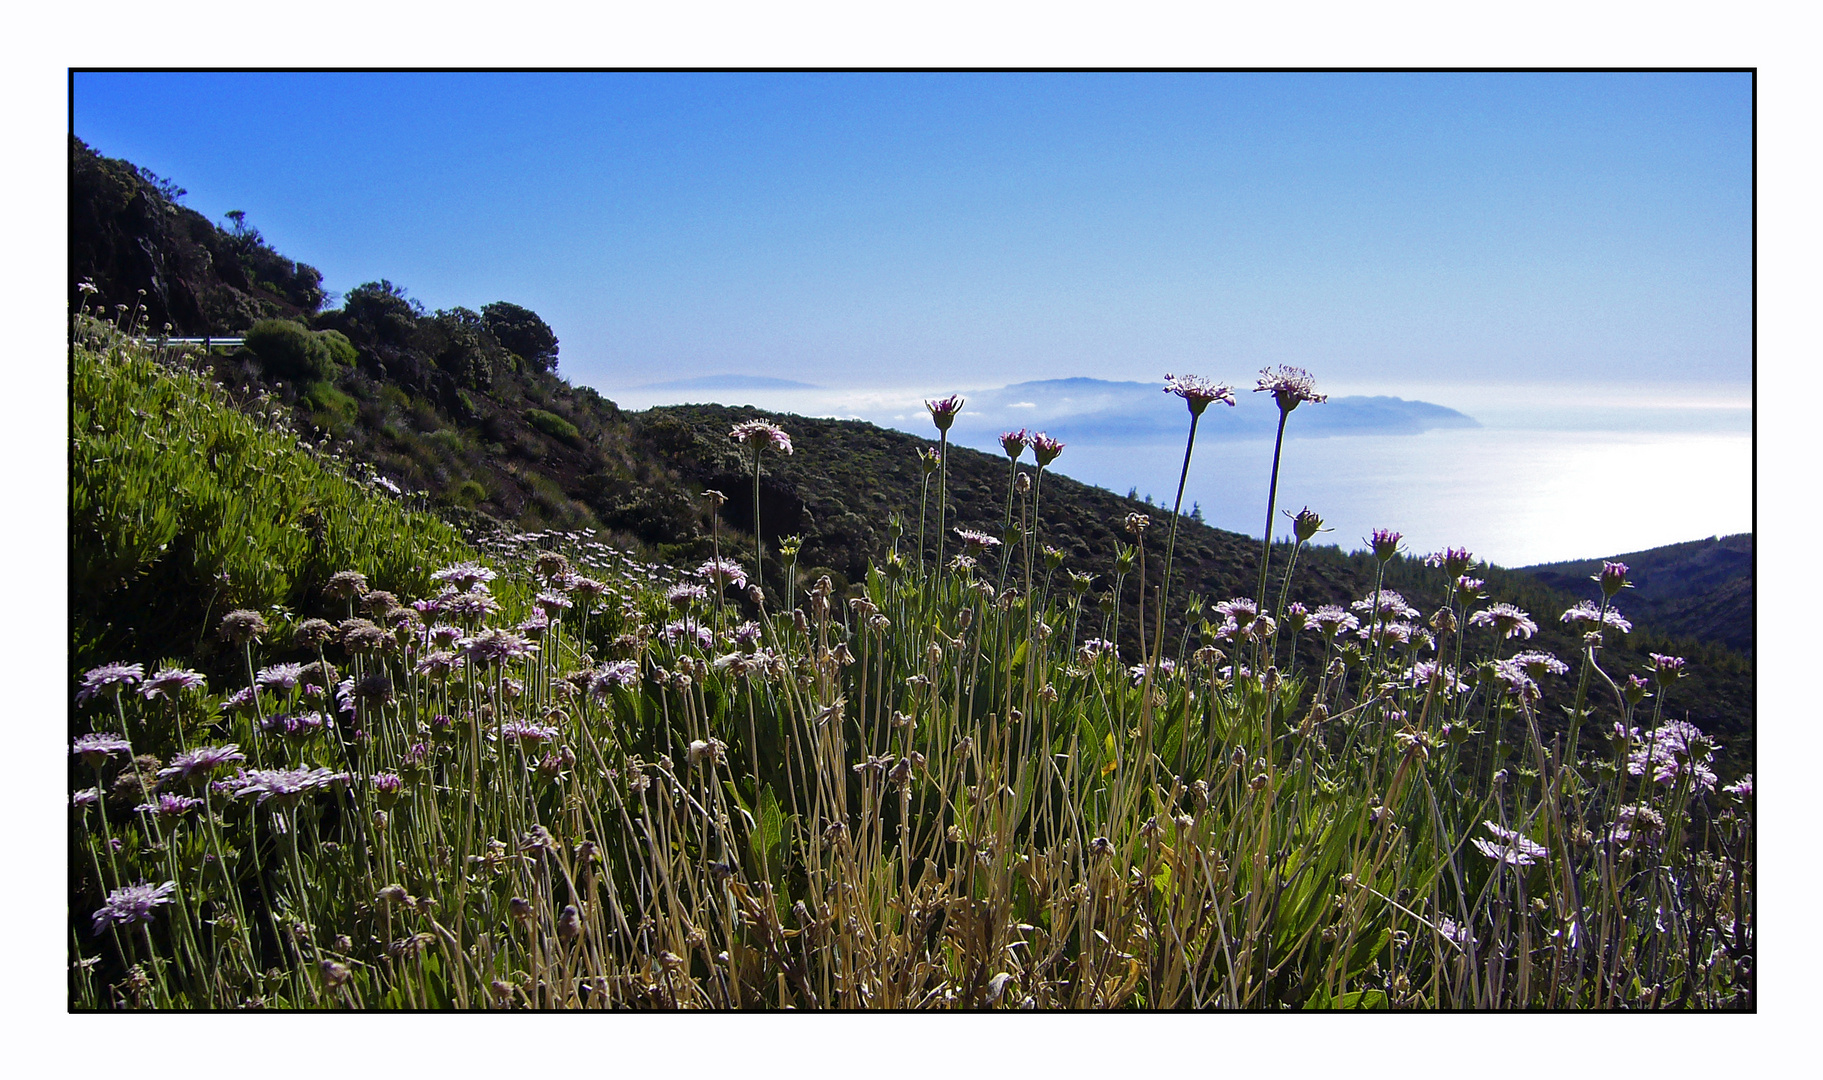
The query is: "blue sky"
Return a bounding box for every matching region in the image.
[72,71,1751,396]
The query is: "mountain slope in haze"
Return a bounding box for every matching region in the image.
[1516,534,1753,656]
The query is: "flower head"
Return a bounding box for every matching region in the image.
[499,720,558,746]
[1162,374,1236,416]
[1509,650,1569,678]
[1473,822,1549,867]
[324,569,370,599]
[1350,590,1420,621]
[137,793,205,818]
[73,732,133,766]
[730,420,793,455]
[666,583,709,610]
[661,619,714,651]
[953,528,1002,554]
[1595,561,1631,597]
[1028,432,1064,467]
[219,766,350,806]
[1307,605,1360,637]
[460,628,538,667]
[1468,603,1538,641]
[414,649,460,676]
[1291,507,1326,543]
[76,662,144,704]
[1607,804,1666,846]
[1624,719,1718,792]
[1078,638,1119,663]
[261,712,328,739]
[1424,547,1475,578]
[430,562,495,591]
[695,558,748,590]
[924,395,965,433]
[141,667,207,700]
[999,429,1029,460]
[1561,601,1632,633]
[1369,529,1403,562]
[92,881,177,934]
[256,663,305,691]
[1648,653,1687,683]
[218,609,270,645]
[1254,365,1328,412]
[589,660,642,695]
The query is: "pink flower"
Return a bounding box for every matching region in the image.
[730,420,793,455]
[1254,365,1327,412]
[1162,374,1235,416]
[925,395,965,432]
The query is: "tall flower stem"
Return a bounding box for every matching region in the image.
[1256,409,1290,607]
[935,433,950,572]
[752,445,765,595]
[1152,410,1201,667]
[917,470,931,576]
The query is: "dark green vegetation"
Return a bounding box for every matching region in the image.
[1518,535,1753,657]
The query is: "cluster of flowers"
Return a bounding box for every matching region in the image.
[1613,718,1720,794]
[995,428,1067,467]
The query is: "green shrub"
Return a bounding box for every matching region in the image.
[452,478,487,507]
[525,408,582,445]
[317,328,357,367]
[245,318,334,382]
[301,380,358,434]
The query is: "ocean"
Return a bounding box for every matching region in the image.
[605,379,1752,568]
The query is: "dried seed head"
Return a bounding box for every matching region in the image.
[324,570,368,600]
[319,959,352,989]
[294,617,336,646]
[218,609,270,645]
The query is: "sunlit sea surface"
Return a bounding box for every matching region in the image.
[606,381,1752,568]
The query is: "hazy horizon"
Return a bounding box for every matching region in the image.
[604,373,1751,568]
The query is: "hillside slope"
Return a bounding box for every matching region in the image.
[1516,534,1753,656]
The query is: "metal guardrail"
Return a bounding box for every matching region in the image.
[151,336,246,350]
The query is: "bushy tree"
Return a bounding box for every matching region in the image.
[337,280,423,348]
[481,301,559,373]
[426,306,506,392]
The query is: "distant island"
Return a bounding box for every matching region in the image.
[637,374,822,391]
[947,377,1481,443]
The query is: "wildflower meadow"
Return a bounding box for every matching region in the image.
[69,314,1752,1011]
